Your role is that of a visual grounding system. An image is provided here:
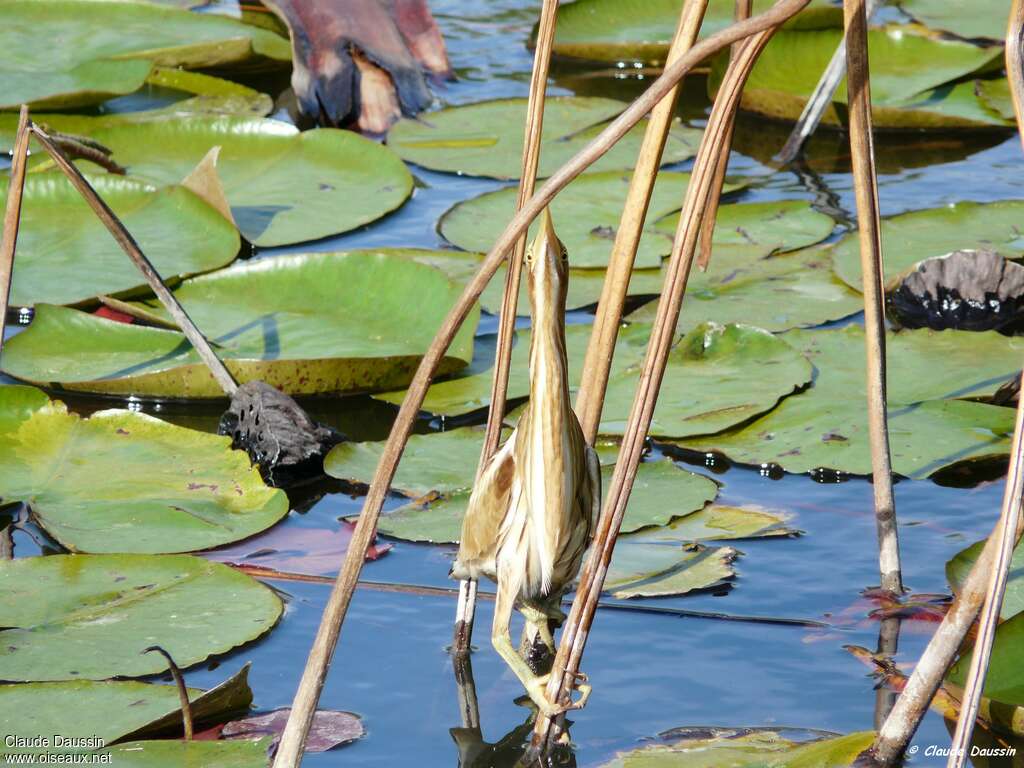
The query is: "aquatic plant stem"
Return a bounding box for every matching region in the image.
[843,0,902,596]
[143,646,194,740]
[777,0,881,164]
[575,0,710,441]
[944,9,1024,764]
[30,124,238,397]
[697,0,751,272]
[534,21,787,753]
[272,4,811,764]
[453,0,561,656]
[946,369,1024,766]
[0,106,30,356]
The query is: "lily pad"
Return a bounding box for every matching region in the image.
[831,201,1024,293]
[671,326,1021,477]
[0,0,289,110]
[946,539,1024,621]
[440,170,742,269]
[551,0,841,64]
[977,78,1016,121]
[142,68,274,118]
[603,542,738,598]
[626,504,798,542]
[98,740,270,767]
[0,173,240,308]
[721,24,1006,129]
[948,612,1024,708]
[1,114,412,247]
[1,251,477,398]
[627,245,862,334]
[601,323,813,438]
[0,554,282,681]
[0,666,252,751]
[0,386,287,553]
[388,97,702,180]
[897,0,1007,41]
[601,728,875,767]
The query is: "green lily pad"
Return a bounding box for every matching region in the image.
[388,97,702,180]
[440,170,743,269]
[367,458,719,543]
[0,0,289,110]
[1,173,240,308]
[0,666,252,752]
[627,503,799,542]
[98,740,270,767]
[551,0,840,64]
[142,68,274,118]
[897,0,1007,41]
[0,554,281,681]
[627,245,862,334]
[601,729,875,767]
[831,201,1024,292]
[948,612,1024,709]
[946,539,1024,621]
[600,323,813,439]
[1,114,412,247]
[604,542,738,598]
[0,386,287,553]
[883,79,1014,129]
[721,24,1006,129]
[1,251,477,398]
[671,326,1021,477]
[976,79,1016,121]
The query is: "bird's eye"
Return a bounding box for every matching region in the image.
[560,247,568,261]
[525,249,533,263]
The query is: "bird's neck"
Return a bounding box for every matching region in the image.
[527,295,571,422]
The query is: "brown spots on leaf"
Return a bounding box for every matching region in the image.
[187,482,219,492]
[822,432,849,443]
[116,428,130,435]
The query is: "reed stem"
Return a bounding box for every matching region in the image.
[0,106,31,356]
[575,0,710,442]
[453,0,561,655]
[843,0,902,595]
[272,4,812,763]
[30,125,238,397]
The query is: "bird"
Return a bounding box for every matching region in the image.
[451,208,601,718]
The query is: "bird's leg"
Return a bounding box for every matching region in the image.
[519,603,556,655]
[492,584,564,718]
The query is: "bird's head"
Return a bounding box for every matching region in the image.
[525,208,569,316]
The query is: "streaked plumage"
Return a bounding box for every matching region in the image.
[452,209,600,717]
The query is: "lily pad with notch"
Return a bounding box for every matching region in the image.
[0,554,282,681]
[0,386,288,554]
[0,173,240,308]
[1,251,478,399]
[0,113,413,247]
[388,97,702,180]
[0,0,290,110]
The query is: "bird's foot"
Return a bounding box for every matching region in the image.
[524,671,592,717]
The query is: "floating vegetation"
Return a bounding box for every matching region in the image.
[0,386,287,553]
[389,97,702,179]
[0,554,281,681]
[1,251,477,398]
[0,0,290,110]
[0,173,239,307]
[0,114,413,247]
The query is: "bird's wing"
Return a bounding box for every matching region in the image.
[585,444,602,530]
[456,433,517,568]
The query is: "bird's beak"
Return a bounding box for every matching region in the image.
[531,207,561,263]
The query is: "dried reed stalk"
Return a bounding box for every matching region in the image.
[30,125,238,397]
[533,17,793,753]
[0,106,31,355]
[575,0,710,441]
[453,0,561,655]
[843,0,902,595]
[272,3,812,764]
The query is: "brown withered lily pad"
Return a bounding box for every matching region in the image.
[887,249,1024,332]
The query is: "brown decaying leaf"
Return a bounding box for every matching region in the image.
[222,708,363,752]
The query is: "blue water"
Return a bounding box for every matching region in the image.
[6,0,1024,764]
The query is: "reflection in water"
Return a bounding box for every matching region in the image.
[451,653,576,768]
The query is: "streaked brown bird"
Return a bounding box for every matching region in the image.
[451,209,600,717]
